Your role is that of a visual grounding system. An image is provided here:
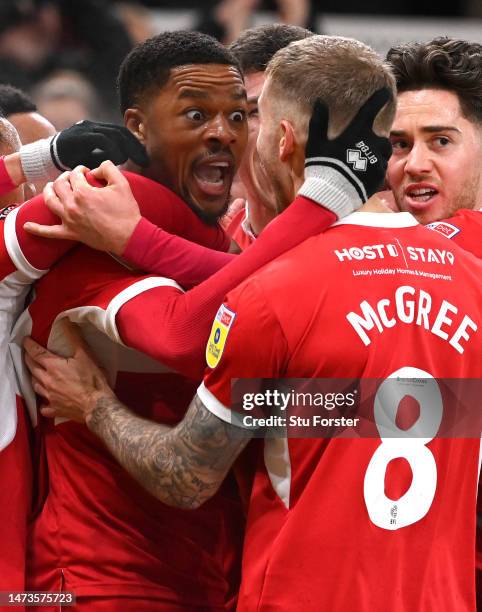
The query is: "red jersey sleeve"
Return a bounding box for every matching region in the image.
[3,170,233,283]
[426,209,482,259]
[0,157,17,195]
[10,196,76,275]
[198,276,288,421]
[122,218,235,289]
[120,172,231,252]
[115,195,335,379]
[449,210,482,258]
[0,156,75,278]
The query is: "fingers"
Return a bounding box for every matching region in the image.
[58,121,148,169]
[306,100,329,155]
[90,138,126,167]
[44,170,80,218]
[59,320,104,378]
[74,161,129,193]
[378,138,393,163]
[91,124,126,149]
[53,173,77,203]
[23,222,74,240]
[93,124,149,167]
[24,352,46,378]
[68,165,93,193]
[75,133,125,167]
[124,134,149,167]
[32,379,49,400]
[42,180,66,218]
[40,405,57,418]
[40,403,87,425]
[310,100,330,137]
[24,352,50,400]
[23,336,55,365]
[90,160,128,187]
[352,87,392,129]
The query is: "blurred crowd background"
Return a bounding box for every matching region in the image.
[0,0,480,129]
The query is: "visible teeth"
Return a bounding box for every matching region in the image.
[407,187,437,202]
[195,166,223,183]
[210,162,229,168]
[409,188,435,196]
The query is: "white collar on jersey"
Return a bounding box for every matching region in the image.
[334,211,418,228]
[241,200,258,240]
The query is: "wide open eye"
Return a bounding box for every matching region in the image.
[434,136,450,147]
[390,139,410,152]
[229,110,246,122]
[186,109,205,122]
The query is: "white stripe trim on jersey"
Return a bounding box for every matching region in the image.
[265,437,291,509]
[9,310,37,428]
[334,211,418,228]
[240,201,257,241]
[4,207,47,281]
[198,384,292,506]
[197,382,253,429]
[105,276,183,345]
[47,277,183,349]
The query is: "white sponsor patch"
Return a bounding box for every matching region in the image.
[426,221,460,239]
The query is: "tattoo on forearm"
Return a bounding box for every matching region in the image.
[89,394,250,509]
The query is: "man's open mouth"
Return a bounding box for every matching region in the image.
[404,184,439,208]
[193,157,234,197]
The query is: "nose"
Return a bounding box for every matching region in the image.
[404,142,433,176]
[203,114,236,147]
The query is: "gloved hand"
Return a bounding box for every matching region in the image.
[20,120,149,183]
[298,88,393,219]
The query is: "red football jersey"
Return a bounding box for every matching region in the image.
[226,206,256,251]
[0,209,35,599]
[0,171,337,601]
[0,163,234,599]
[427,208,482,259]
[428,209,482,587]
[0,159,245,605]
[10,246,244,606]
[200,211,482,611]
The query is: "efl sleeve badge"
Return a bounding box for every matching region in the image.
[206,303,236,369]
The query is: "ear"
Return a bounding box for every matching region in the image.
[124,108,146,144]
[279,120,296,162]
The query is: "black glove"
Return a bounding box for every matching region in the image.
[54,120,149,169]
[20,120,149,183]
[298,88,393,219]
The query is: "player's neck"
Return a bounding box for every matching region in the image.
[248,201,276,235]
[360,195,396,214]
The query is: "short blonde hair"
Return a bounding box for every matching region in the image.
[266,35,396,138]
[0,118,20,155]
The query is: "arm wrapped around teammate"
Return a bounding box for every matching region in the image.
[19,120,149,183]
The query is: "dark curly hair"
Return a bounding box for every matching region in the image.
[229,24,313,74]
[0,84,37,116]
[118,30,241,114]
[386,37,482,124]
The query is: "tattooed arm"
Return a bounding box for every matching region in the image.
[88,394,249,508]
[23,321,250,509]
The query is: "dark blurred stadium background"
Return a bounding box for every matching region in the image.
[0,0,480,127]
